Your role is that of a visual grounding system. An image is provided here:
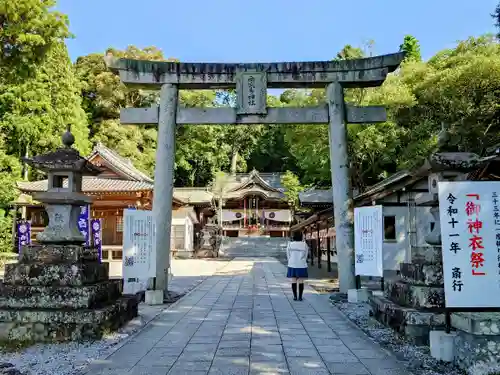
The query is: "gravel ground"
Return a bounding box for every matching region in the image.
[330,298,467,375]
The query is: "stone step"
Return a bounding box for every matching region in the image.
[221,237,288,258]
[369,294,445,345]
[4,262,109,287]
[0,280,120,309]
[384,279,445,309]
[400,263,443,286]
[0,296,138,343]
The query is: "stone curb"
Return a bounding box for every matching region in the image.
[326,295,412,367]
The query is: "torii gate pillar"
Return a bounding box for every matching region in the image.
[327,82,355,292]
[149,84,178,302]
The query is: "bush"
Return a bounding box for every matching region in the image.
[0,209,15,254]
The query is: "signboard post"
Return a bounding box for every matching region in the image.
[122,209,156,294]
[354,205,384,277]
[439,181,500,308]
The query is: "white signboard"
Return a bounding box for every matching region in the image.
[354,205,383,277]
[122,209,156,280]
[439,181,500,308]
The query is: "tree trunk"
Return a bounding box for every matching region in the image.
[23,144,29,181]
[230,150,238,175]
[218,197,223,227]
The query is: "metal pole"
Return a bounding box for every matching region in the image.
[310,227,314,266]
[326,235,332,272]
[152,83,178,301]
[316,222,321,269]
[327,82,356,293]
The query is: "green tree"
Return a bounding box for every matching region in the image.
[0,0,70,79]
[0,42,90,168]
[400,35,422,62]
[0,136,21,253]
[281,171,307,220]
[76,47,235,186]
[335,44,364,60]
[0,1,88,179]
[210,171,231,225]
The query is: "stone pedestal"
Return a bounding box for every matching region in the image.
[369,244,445,345]
[429,330,457,362]
[145,290,164,305]
[348,288,371,303]
[0,244,138,343]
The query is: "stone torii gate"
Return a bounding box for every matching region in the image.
[106,53,404,302]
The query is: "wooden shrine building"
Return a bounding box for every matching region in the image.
[15,143,191,274]
[175,170,292,238]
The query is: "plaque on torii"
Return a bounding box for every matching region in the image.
[235,71,267,115]
[105,53,405,297]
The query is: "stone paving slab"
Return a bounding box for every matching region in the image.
[85,257,410,375]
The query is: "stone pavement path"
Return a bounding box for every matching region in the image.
[87,258,409,375]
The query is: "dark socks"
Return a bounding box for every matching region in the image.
[298,283,304,300]
[291,283,297,300]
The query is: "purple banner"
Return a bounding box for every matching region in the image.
[17,220,31,252]
[91,218,102,262]
[78,205,90,246]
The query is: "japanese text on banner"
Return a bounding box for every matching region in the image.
[77,205,90,246]
[439,181,500,308]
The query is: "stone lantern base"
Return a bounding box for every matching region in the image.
[0,244,138,343]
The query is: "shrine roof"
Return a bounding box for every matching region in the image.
[16,177,187,204]
[175,171,286,204]
[17,177,153,193]
[88,142,153,182]
[227,171,284,193]
[298,189,333,205]
[299,170,413,206]
[173,188,214,205]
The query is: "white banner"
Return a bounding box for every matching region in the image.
[439,181,500,308]
[123,209,156,280]
[221,210,245,222]
[264,210,292,222]
[354,205,383,277]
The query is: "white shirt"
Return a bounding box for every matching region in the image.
[286,241,308,269]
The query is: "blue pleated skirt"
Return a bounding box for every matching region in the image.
[287,267,308,278]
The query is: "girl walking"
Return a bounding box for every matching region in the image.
[286,231,309,301]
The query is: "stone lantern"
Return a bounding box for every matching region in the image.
[0,127,138,343]
[27,126,100,244]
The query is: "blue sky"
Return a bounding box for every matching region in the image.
[58,0,497,63]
